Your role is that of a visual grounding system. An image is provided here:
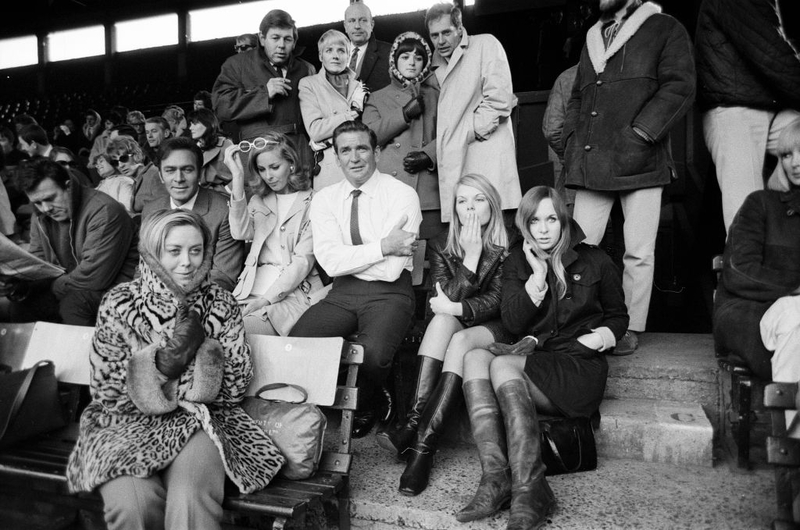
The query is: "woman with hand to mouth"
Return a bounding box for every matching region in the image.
[298,29,369,190]
[223,131,328,336]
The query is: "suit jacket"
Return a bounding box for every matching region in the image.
[142,187,244,291]
[356,35,392,92]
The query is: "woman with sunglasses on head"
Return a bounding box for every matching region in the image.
[223,131,329,336]
[298,29,369,189]
[92,152,135,216]
[188,107,234,198]
[48,145,94,187]
[457,186,628,528]
[107,135,167,214]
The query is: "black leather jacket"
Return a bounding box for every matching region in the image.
[428,233,508,327]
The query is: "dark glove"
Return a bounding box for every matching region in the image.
[487,336,538,357]
[402,95,424,122]
[403,151,433,174]
[156,305,204,378]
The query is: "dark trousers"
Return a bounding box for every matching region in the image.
[5,287,104,326]
[290,271,415,406]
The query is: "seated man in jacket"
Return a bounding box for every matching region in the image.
[141,137,244,291]
[0,158,138,325]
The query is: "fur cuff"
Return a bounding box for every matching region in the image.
[184,338,224,403]
[128,344,179,415]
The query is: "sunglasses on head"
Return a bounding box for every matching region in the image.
[238,137,279,153]
[109,154,132,167]
[234,45,255,52]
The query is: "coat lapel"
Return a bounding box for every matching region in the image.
[192,188,211,216]
[586,2,661,74]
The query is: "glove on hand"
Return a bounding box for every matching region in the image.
[403,151,433,174]
[402,95,424,122]
[487,336,538,357]
[156,305,205,379]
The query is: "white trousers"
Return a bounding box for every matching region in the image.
[573,186,663,332]
[761,295,800,433]
[703,107,800,233]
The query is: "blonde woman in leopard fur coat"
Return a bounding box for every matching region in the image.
[66,209,285,530]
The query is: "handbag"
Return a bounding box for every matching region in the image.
[540,415,597,476]
[0,360,66,449]
[242,383,327,480]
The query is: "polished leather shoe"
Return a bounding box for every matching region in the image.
[398,448,434,496]
[351,408,378,439]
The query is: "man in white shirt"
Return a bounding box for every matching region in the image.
[141,137,244,291]
[343,2,392,92]
[290,120,422,438]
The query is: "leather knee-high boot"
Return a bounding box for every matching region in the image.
[377,356,443,459]
[398,372,462,496]
[456,379,512,522]
[496,379,555,530]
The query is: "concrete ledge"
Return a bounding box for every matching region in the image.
[597,398,714,467]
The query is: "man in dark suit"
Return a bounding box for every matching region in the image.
[142,137,244,292]
[343,2,392,92]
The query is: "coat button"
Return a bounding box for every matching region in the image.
[584,145,592,151]
[591,111,598,117]
[281,244,285,249]
[596,80,603,86]
[550,330,556,335]
[392,171,397,176]
[395,143,401,148]
[280,226,285,231]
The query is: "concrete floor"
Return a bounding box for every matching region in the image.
[348,436,776,530]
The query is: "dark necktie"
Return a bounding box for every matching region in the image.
[349,47,359,73]
[350,189,363,245]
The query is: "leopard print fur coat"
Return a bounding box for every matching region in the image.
[66,246,285,494]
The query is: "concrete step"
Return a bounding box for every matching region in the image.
[347,436,773,530]
[596,398,714,467]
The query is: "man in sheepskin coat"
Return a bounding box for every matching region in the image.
[562,0,695,355]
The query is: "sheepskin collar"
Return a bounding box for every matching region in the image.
[388,31,433,88]
[586,1,661,74]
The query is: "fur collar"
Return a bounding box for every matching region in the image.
[586,2,661,74]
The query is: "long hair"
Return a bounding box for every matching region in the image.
[140,208,211,261]
[246,131,310,197]
[515,186,572,299]
[187,108,222,150]
[445,173,508,259]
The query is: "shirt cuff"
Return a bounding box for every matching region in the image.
[527,281,548,306]
[591,326,617,352]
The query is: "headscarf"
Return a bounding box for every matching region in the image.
[388,31,433,88]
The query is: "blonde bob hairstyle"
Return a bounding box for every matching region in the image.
[140,208,211,261]
[515,186,572,299]
[445,173,508,259]
[769,118,800,192]
[317,29,351,58]
[246,131,310,197]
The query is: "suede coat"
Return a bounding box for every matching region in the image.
[66,247,285,494]
[714,189,800,379]
[563,3,696,191]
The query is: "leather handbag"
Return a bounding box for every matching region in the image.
[540,415,597,476]
[0,360,66,449]
[242,383,327,480]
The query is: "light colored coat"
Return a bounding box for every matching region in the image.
[298,69,362,190]
[431,30,522,221]
[229,189,328,336]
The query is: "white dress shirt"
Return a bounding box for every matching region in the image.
[170,190,199,211]
[310,170,422,281]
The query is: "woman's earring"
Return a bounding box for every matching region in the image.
[290,165,295,172]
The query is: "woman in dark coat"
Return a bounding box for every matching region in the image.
[714,119,800,386]
[379,173,513,497]
[458,186,628,528]
[362,31,443,239]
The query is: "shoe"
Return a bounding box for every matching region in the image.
[611,330,639,356]
[398,372,462,496]
[376,356,443,459]
[351,407,378,439]
[496,379,555,530]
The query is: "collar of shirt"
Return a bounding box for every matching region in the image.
[170,190,199,211]
[343,169,381,201]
